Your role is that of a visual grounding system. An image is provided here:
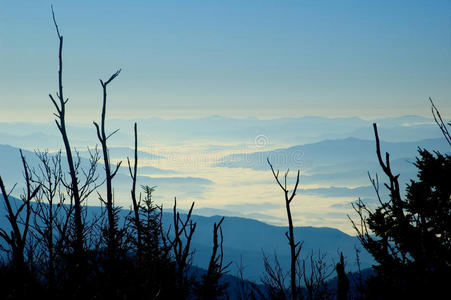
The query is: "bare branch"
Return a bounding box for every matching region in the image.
[429,97,451,146]
[51,5,62,39]
[106,128,120,141]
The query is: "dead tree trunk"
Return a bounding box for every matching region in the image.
[165,198,197,296]
[48,8,84,256]
[206,217,227,278]
[127,122,143,258]
[268,158,301,300]
[197,216,231,299]
[94,70,122,255]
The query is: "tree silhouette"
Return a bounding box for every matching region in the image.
[29,150,71,290]
[49,7,85,257]
[0,151,40,275]
[350,118,451,299]
[94,70,123,257]
[267,158,301,300]
[194,217,231,299]
[301,250,334,300]
[165,198,197,297]
[127,122,143,258]
[335,253,349,300]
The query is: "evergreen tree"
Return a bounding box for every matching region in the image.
[351,122,451,299]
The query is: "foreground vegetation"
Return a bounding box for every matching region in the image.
[0,9,450,299]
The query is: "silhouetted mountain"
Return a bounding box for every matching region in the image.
[160,214,373,282]
[0,195,372,283]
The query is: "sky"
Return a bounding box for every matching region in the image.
[1,0,451,122]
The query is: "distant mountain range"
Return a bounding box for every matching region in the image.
[0,144,210,202]
[216,137,449,189]
[107,114,438,144]
[0,195,373,283]
[217,137,449,171]
[0,115,443,150]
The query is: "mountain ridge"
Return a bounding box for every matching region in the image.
[0,195,373,282]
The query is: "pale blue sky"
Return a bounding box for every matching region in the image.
[1,0,451,122]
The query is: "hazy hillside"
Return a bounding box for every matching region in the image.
[217,137,449,171]
[216,137,449,191]
[0,196,373,283]
[0,144,211,203]
[0,115,442,151]
[77,147,165,160]
[182,214,373,282]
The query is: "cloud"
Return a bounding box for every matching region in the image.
[223,201,281,212]
[300,186,374,198]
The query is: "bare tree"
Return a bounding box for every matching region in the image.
[206,217,230,280]
[262,252,288,300]
[300,250,334,300]
[48,7,86,256]
[49,7,105,257]
[93,70,122,255]
[127,122,143,258]
[267,158,301,300]
[195,216,231,299]
[165,198,197,295]
[0,150,40,274]
[47,12,105,298]
[235,258,261,300]
[29,150,71,287]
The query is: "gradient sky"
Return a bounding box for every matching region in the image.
[1,0,451,122]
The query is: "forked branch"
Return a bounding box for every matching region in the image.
[267,158,301,300]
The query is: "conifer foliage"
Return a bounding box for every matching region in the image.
[351,118,451,299]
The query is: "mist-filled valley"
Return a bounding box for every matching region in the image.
[0,115,447,234]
